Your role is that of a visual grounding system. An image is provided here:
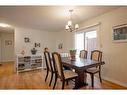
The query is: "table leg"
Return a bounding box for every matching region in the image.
[74,69,88,88]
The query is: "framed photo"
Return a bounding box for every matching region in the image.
[5,40,12,46]
[112,24,127,42]
[35,43,41,47]
[58,43,63,49]
[24,37,30,43]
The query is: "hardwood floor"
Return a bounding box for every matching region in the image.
[0,62,126,89]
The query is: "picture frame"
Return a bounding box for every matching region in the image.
[112,24,127,42]
[5,40,12,46]
[24,37,30,43]
[35,43,41,47]
[58,43,63,49]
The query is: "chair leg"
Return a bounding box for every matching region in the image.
[62,80,65,89]
[99,71,102,83]
[45,70,49,82]
[49,72,53,86]
[53,73,57,89]
[90,74,94,88]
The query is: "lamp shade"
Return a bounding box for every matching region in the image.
[65,25,69,30]
[75,24,79,29]
[68,20,72,26]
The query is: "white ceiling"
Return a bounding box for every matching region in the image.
[0,6,120,32]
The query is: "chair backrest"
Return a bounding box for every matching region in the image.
[52,52,64,80]
[44,51,53,71]
[60,52,70,57]
[91,50,102,62]
[79,50,87,59]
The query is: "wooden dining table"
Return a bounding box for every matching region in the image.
[62,57,105,88]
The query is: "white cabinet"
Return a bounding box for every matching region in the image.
[16,54,43,74]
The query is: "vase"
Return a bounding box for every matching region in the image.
[70,55,76,60]
[31,48,37,55]
[21,50,25,55]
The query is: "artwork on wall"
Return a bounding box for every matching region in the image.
[112,23,127,42]
[35,43,41,47]
[58,43,63,49]
[24,37,30,43]
[5,40,12,46]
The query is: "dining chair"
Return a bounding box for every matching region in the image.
[85,50,102,87]
[60,52,71,71]
[52,52,78,89]
[79,50,87,59]
[60,52,70,57]
[44,51,55,86]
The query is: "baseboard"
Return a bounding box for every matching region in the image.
[0,60,14,63]
[102,76,127,88]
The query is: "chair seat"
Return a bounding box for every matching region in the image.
[86,67,99,74]
[64,70,78,80]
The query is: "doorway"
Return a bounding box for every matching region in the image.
[0,26,14,77]
[0,32,14,63]
[75,29,98,58]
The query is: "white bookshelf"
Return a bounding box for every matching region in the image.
[16,54,43,74]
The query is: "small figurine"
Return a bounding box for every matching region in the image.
[21,50,25,55]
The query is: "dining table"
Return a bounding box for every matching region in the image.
[62,57,105,89]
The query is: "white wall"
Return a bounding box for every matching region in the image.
[15,27,56,55]
[55,31,75,53]
[0,34,1,62]
[0,32,14,62]
[55,7,127,87]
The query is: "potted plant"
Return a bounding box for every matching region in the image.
[69,49,76,60]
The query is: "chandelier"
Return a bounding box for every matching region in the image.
[65,9,79,32]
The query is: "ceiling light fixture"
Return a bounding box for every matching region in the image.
[65,9,79,32]
[0,23,11,27]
